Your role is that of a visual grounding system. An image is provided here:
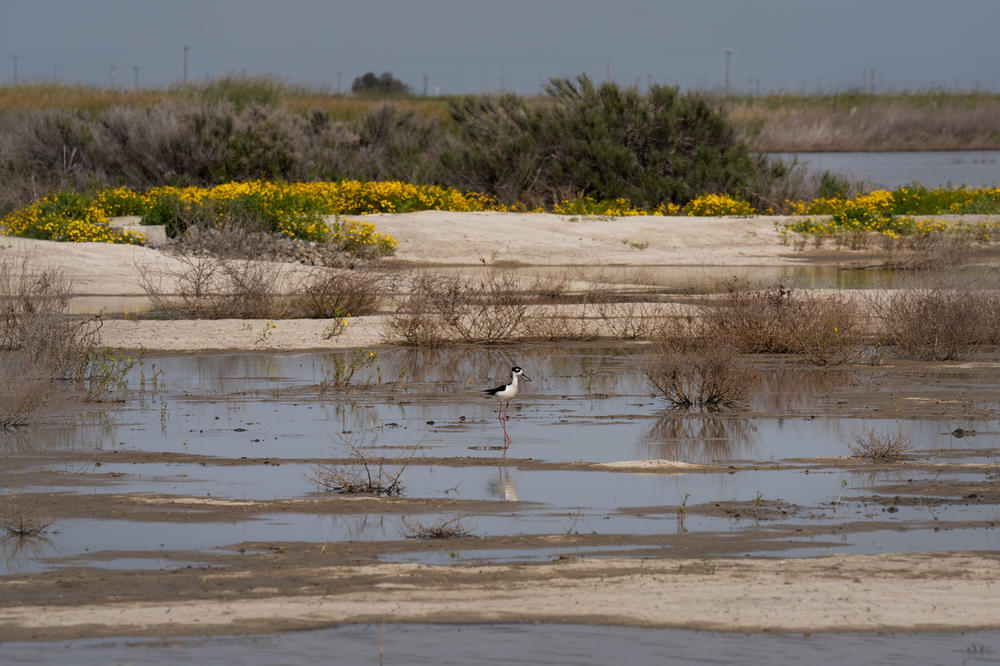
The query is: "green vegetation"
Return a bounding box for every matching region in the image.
[0,75,793,217]
[351,71,410,96]
[3,76,1000,255]
[442,75,785,209]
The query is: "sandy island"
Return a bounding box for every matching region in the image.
[6,212,881,353]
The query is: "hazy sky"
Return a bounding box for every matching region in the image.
[4,0,1000,95]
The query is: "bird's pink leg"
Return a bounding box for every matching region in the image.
[500,402,511,445]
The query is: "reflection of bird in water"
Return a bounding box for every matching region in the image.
[487,465,518,502]
[482,366,532,450]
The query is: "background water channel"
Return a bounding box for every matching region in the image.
[772,150,1000,189]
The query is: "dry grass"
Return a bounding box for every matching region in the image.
[643,321,758,409]
[730,93,1000,152]
[703,280,866,365]
[1,493,53,537]
[847,426,913,462]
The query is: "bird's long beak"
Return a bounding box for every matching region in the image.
[522,374,533,382]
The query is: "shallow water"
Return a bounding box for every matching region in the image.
[66,264,1000,316]
[772,150,1000,189]
[5,624,1000,665]
[4,344,999,577]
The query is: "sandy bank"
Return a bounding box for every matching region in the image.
[2,553,997,640]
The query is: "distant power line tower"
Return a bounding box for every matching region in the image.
[183,45,189,83]
[724,50,732,96]
[11,54,17,85]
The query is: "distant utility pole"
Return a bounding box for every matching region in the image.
[336,71,342,94]
[605,59,611,83]
[422,73,428,96]
[724,50,732,96]
[183,45,189,83]
[11,54,17,84]
[133,65,139,89]
[110,64,116,89]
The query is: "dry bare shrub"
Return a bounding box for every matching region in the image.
[172,221,276,259]
[294,267,382,318]
[643,321,758,409]
[140,244,386,321]
[383,275,447,347]
[411,272,532,344]
[402,516,473,539]
[595,298,669,339]
[871,280,1000,360]
[444,272,531,344]
[1,493,54,537]
[308,436,413,496]
[0,252,70,350]
[385,272,576,345]
[703,281,865,365]
[520,305,600,341]
[0,253,99,426]
[216,259,294,318]
[847,426,913,462]
[138,253,294,319]
[0,315,101,426]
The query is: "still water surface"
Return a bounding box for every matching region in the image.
[5,624,1000,665]
[773,150,1000,189]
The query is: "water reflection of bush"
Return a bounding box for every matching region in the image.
[0,427,109,455]
[751,366,848,413]
[0,533,54,575]
[642,412,760,464]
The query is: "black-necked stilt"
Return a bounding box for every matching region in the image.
[483,366,532,447]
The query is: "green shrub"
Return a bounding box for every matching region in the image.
[141,193,197,238]
[441,75,781,209]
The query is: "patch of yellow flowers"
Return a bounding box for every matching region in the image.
[682,194,754,217]
[5,182,1000,250]
[1,191,145,244]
